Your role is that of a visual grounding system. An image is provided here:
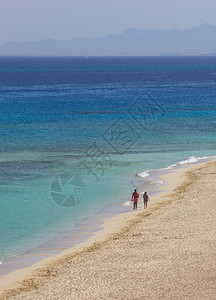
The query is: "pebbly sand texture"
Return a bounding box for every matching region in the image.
[1,161,216,300]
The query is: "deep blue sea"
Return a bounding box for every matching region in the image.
[0,56,216,262]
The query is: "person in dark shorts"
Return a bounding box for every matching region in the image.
[143,191,150,209]
[132,189,139,210]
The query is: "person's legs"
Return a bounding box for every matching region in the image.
[133,201,136,209]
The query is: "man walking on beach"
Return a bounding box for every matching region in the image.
[132,189,139,210]
[143,191,150,209]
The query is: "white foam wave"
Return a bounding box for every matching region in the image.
[137,171,150,178]
[135,155,213,193]
[165,163,178,169]
[179,156,210,165]
[123,201,132,207]
[179,156,198,165]
[164,156,211,170]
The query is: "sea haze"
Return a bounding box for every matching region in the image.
[1,24,216,56]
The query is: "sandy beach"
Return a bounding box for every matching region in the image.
[0,160,216,300]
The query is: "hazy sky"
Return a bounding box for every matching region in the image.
[1,0,216,44]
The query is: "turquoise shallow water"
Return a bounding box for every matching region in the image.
[0,56,216,262]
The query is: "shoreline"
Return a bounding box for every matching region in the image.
[2,156,212,277]
[1,158,215,299]
[0,155,215,273]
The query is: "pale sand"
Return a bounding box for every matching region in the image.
[0,160,216,299]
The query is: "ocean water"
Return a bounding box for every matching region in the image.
[0,56,216,262]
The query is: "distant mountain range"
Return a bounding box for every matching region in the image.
[1,23,216,56]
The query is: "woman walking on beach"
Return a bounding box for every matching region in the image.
[143,192,150,209]
[132,189,139,210]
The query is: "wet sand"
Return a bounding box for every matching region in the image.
[0,160,216,299]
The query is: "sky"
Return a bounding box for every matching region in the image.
[0,0,216,45]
